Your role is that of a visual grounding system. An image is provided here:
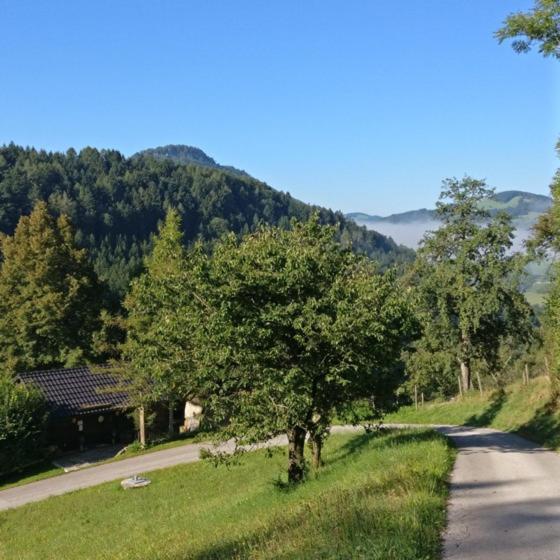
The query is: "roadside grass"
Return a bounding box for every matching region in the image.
[0,429,454,560]
[0,433,204,491]
[386,377,560,451]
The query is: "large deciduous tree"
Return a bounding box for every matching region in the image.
[497,0,560,385]
[191,218,415,483]
[0,202,102,372]
[413,178,534,393]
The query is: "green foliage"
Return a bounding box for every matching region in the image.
[0,202,102,371]
[0,144,412,303]
[496,0,560,59]
[0,430,453,560]
[410,177,534,395]
[0,375,49,477]
[122,209,195,408]
[189,217,416,480]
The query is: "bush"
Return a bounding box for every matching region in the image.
[0,376,49,477]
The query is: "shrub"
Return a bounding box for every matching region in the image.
[0,376,49,477]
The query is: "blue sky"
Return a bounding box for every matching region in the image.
[1,1,558,215]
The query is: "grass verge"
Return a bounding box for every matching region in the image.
[0,433,204,491]
[386,377,560,451]
[0,429,454,560]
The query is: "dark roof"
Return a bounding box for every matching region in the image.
[18,366,131,418]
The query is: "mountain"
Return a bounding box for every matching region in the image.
[133,145,251,178]
[0,144,413,303]
[347,190,552,249]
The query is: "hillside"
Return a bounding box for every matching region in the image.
[0,144,413,301]
[0,430,452,560]
[133,144,251,178]
[386,377,560,451]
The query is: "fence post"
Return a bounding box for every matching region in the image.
[138,406,146,447]
[476,371,483,396]
[414,385,418,410]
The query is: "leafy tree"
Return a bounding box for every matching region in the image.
[0,374,49,477]
[497,1,560,388]
[190,218,415,482]
[496,0,560,59]
[412,178,534,393]
[0,202,102,372]
[122,210,195,435]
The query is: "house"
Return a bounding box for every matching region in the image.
[18,365,201,452]
[18,366,136,451]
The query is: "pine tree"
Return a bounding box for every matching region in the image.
[0,202,102,372]
[123,209,196,435]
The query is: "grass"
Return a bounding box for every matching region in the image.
[0,433,204,491]
[0,461,64,491]
[387,377,560,451]
[0,429,454,560]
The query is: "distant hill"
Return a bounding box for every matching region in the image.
[347,190,552,249]
[0,143,413,302]
[133,145,251,178]
[348,191,551,226]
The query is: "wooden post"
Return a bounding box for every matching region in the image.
[544,356,551,381]
[476,371,483,396]
[168,401,175,438]
[138,406,146,447]
[524,363,529,386]
[414,385,418,410]
[421,392,425,407]
[458,375,463,398]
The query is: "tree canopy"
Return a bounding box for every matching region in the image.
[496,0,560,59]
[189,217,415,482]
[0,144,412,303]
[0,202,102,372]
[411,177,534,394]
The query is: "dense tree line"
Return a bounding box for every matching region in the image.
[0,144,412,302]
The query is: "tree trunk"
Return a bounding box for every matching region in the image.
[311,432,323,470]
[460,332,471,393]
[168,401,175,438]
[460,360,471,394]
[287,426,306,483]
[138,406,146,447]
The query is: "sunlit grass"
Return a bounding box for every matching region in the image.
[0,430,454,560]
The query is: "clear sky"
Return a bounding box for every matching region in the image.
[1,0,558,215]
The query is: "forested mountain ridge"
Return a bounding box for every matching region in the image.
[133,144,251,178]
[0,144,413,302]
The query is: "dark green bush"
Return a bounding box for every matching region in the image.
[0,376,49,477]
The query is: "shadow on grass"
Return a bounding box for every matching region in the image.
[465,389,507,427]
[320,430,445,478]
[516,400,560,450]
[0,459,59,489]
[188,431,446,560]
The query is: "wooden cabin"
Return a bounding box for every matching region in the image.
[18,366,136,451]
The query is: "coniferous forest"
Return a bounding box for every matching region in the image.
[0,144,413,304]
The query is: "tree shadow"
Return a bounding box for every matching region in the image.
[325,428,443,467]
[465,389,507,427]
[516,400,560,450]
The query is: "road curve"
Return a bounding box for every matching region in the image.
[437,425,560,560]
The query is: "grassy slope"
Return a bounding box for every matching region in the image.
[0,434,206,491]
[0,430,454,560]
[387,377,560,451]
